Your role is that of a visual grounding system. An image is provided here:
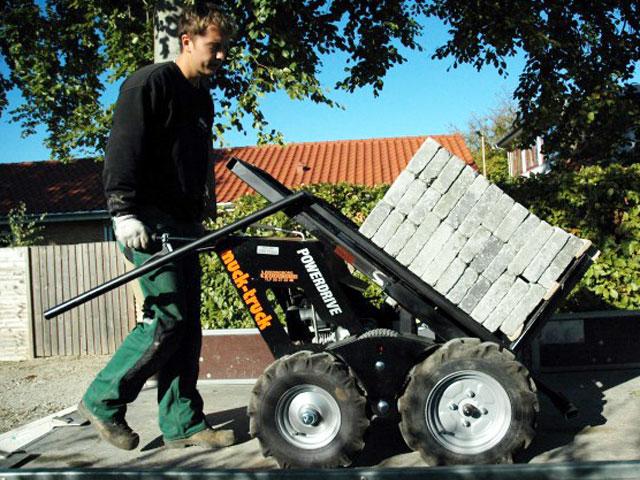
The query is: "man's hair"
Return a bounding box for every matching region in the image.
[178,2,235,49]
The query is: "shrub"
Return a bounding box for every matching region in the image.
[0,202,46,247]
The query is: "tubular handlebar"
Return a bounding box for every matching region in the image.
[43,191,309,320]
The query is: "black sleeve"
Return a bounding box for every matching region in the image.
[102,79,159,217]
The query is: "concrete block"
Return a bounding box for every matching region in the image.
[494,203,530,242]
[396,178,429,215]
[482,193,515,232]
[372,210,405,248]
[538,235,584,288]
[459,226,492,264]
[564,235,589,258]
[421,231,467,285]
[435,257,467,295]
[383,170,416,206]
[418,148,451,184]
[406,138,442,175]
[409,222,454,277]
[470,272,515,323]
[432,166,476,219]
[468,173,490,195]
[457,213,482,240]
[430,155,466,194]
[396,212,441,266]
[500,284,547,338]
[477,183,503,218]
[508,214,541,252]
[484,243,517,282]
[359,201,393,238]
[444,173,489,229]
[508,221,554,276]
[522,227,570,282]
[482,278,529,332]
[459,276,492,314]
[384,220,418,257]
[446,268,478,304]
[470,234,504,274]
[408,189,441,224]
[458,184,502,237]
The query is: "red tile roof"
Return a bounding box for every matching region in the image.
[0,135,473,216]
[214,134,473,202]
[0,158,106,216]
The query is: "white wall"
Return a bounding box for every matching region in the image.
[0,247,31,360]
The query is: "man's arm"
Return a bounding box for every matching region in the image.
[103,83,151,217]
[103,80,156,249]
[202,141,218,223]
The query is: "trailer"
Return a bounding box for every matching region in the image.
[45,157,599,469]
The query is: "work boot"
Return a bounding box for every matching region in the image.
[77,401,140,451]
[164,427,235,449]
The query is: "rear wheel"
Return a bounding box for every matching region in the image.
[398,338,538,465]
[359,328,399,339]
[249,351,369,468]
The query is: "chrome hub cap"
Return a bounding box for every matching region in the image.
[276,384,341,449]
[425,370,512,454]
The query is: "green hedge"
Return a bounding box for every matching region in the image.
[199,164,640,328]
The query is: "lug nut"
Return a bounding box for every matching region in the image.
[377,400,390,416]
[467,390,476,398]
[448,403,458,411]
[300,408,320,426]
[482,407,488,415]
[463,420,471,427]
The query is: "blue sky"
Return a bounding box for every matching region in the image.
[0,16,539,164]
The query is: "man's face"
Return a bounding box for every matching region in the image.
[184,24,228,77]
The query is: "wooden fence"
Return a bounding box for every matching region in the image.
[28,241,136,357]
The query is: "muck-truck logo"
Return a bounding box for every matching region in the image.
[221,250,272,331]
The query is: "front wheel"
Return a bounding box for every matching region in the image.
[398,338,538,465]
[248,351,369,468]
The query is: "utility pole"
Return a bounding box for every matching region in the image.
[476,131,487,177]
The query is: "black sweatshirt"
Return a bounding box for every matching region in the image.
[103,62,214,223]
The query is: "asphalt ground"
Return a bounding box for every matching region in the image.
[3,368,640,470]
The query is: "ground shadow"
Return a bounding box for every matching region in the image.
[140,406,250,452]
[516,368,640,462]
[353,415,412,467]
[205,406,251,444]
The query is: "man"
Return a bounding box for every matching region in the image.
[78,3,235,451]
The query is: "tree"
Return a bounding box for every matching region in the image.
[1,1,638,164]
[0,0,428,160]
[452,94,516,182]
[0,202,46,247]
[428,1,640,165]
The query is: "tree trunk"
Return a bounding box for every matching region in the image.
[153,0,184,63]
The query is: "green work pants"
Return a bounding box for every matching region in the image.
[82,220,207,441]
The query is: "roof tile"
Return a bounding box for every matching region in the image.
[214,134,474,202]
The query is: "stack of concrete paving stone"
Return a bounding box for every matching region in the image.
[359,138,592,340]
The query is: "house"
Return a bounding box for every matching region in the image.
[0,134,474,245]
[496,128,549,178]
[497,84,640,176]
[0,159,109,245]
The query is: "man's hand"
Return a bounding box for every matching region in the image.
[114,215,150,250]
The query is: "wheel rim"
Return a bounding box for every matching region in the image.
[275,384,342,450]
[425,370,512,454]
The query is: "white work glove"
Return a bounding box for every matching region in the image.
[113,214,150,250]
